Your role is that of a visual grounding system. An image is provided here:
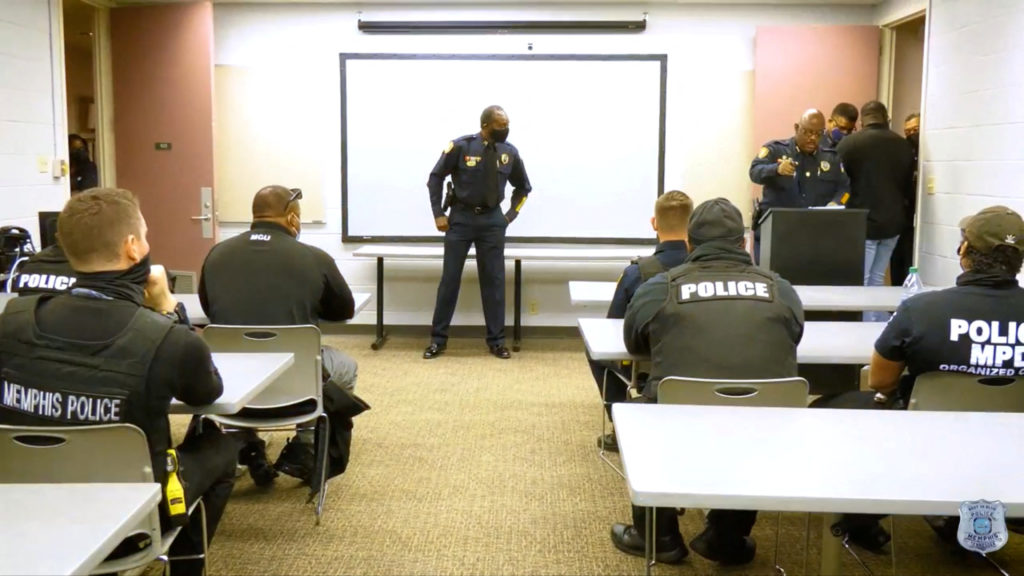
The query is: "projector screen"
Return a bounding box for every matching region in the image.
[340,54,666,243]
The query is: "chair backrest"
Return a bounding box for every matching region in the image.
[0,423,154,483]
[657,376,809,408]
[202,324,322,409]
[909,372,1024,413]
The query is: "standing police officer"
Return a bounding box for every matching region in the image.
[749,109,850,262]
[424,105,532,360]
[611,198,804,566]
[822,102,859,149]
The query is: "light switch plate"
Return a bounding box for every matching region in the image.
[36,156,51,173]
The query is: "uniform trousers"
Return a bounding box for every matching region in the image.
[430,206,508,347]
[628,395,758,544]
[171,421,240,576]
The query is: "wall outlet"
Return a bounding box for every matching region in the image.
[36,156,51,173]
[528,300,538,315]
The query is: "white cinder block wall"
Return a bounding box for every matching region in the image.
[917,0,1024,286]
[0,0,69,241]
[213,3,875,329]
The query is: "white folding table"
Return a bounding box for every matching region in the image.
[0,483,162,576]
[613,403,1024,575]
[169,352,294,415]
[578,318,886,365]
[353,244,648,351]
[569,281,934,312]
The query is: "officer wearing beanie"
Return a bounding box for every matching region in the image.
[812,205,1024,553]
[611,198,804,566]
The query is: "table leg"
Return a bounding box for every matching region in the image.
[645,506,655,576]
[371,257,389,350]
[820,513,842,575]
[513,258,522,352]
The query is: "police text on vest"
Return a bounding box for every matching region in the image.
[679,281,770,300]
[943,319,1024,375]
[16,273,77,291]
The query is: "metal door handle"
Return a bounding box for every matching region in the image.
[191,215,212,221]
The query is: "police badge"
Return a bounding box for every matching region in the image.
[820,160,831,172]
[501,153,510,165]
[958,499,1008,554]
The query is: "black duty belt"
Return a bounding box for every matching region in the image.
[454,201,496,215]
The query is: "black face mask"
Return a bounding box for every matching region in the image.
[907,132,920,148]
[73,254,151,305]
[490,128,509,143]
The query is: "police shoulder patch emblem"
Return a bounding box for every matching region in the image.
[958,499,1008,554]
[820,160,831,172]
[501,153,510,165]
[443,141,454,154]
[758,147,770,159]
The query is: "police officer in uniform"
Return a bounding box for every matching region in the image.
[611,198,804,565]
[423,105,532,360]
[0,188,237,576]
[200,185,367,487]
[749,109,850,262]
[814,205,1024,551]
[11,243,77,295]
[588,190,692,452]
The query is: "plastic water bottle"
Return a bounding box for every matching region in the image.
[901,266,923,302]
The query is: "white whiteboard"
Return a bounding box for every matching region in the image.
[341,55,666,242]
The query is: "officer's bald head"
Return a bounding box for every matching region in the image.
[252,185,301,237]
[794,109,824,154]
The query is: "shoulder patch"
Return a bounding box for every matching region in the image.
[758,146,770,159]
[443,141,454,154]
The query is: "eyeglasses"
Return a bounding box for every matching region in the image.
[287,188,302,206]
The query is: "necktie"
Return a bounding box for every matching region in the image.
[483,143,499,208]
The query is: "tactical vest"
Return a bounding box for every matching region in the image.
[0,295,174,478]
[645,260,799,396]
[633,255,668,283]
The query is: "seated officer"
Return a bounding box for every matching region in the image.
[0,188,237,576]
[748,108,850,262]
[11,243,77,295]
[199,185,367,487]
[588,190,692,452]
[612,198,804,566]
[815,205,1024,551]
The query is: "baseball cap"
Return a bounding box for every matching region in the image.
[959,206,1024,253]
[688,198,745,246]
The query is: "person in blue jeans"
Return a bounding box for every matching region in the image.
[835,101,916,320]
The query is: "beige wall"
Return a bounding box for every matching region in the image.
[890,17,925,135]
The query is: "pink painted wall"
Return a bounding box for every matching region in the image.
[111,2,215,275]
[753,26,880,167]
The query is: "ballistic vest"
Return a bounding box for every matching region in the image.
[634,255,668,283]
[646,259,799,395]
[0,294,174,477]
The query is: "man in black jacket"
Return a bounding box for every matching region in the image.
[0,188,237,576]
[11,244,77,295]
[199,185,367,486]
[836,101,916,320]
[611,198,804,566]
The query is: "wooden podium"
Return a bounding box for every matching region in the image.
[759,208,869,395]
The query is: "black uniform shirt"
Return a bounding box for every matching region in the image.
[749,137,849,211]
[0,293,222,468]
[13,245,77,295]
[199,221,354,326]
[875,271,1024,397]
[836,124,916,239]
[428,133,532,220]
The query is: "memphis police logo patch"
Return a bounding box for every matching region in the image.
[958,500,1008,554]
